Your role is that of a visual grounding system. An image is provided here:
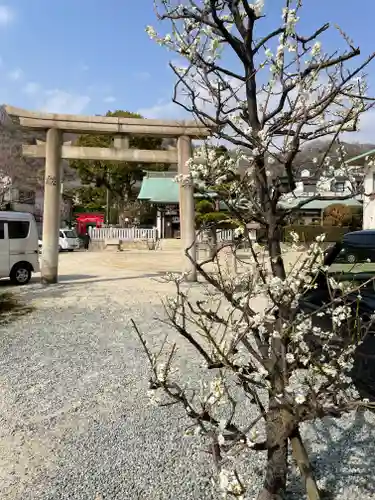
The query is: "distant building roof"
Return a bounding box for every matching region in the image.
[138,173,222,204]
[345,148,375,165]
[278,197,362,210]
[138,174,179,203]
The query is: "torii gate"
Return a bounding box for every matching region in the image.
[4,105,212,284]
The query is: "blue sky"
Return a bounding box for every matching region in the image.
[0,0,374,140]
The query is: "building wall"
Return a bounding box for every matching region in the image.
[0,114,45,193]
[363,168,375,229]
[292,170,355,198]
[0,107,76,230]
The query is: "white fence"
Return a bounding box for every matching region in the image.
[89,227,157,241]
[89,227,240,242]
[196,229,257,242]
[196,229,234,242]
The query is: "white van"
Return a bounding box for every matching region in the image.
[0,211,40,285]
[58,228,80,251]
[39,228,80,252]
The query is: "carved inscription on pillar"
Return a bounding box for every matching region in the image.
[46,175,57,186]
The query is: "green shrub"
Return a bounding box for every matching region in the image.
[195,199,215,214]
[283,225,351,243]
[196,211,237,229]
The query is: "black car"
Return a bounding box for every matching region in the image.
[298,242,375,399]
[335,229,375,264]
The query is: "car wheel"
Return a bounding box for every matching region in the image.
[10,263,32,285]
[347,254,356,264]
[68,249,74,252]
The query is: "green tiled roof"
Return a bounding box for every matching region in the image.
[278,197,362,210]
[138,175,220,204]
[345,148,375,165]
[138,176,179,203]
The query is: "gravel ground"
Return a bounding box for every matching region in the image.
[0,251,375,500]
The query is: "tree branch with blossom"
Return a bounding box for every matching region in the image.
[139,1,375,499]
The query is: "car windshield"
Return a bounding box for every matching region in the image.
[63,230,77,238]
[324,240,375,281]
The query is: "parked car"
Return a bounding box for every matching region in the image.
[335,229,375,264]
[298,242,375,400]
[0,211,39,285]
[39,228,80,253]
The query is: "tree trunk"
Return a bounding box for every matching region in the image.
[257,407,288,500]
[118,197,128,227]
[208,227,217,259]
[290,428,321,500]
[232,244,238,275]
[257,202,289,500]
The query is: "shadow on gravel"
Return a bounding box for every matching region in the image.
[57,272,169,284]
[286,408,375,499]
[58,274,100,282]
[0,275,104,288]
[16,274,174,300]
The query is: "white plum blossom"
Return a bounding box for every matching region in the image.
[265,48,273,59]
[250,0,264,17]
[295,394,306,405]
[286,353,296,364]
[311,41,322,57]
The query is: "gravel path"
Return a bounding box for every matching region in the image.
[0,251,375,499]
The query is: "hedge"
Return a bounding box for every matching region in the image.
[195,211,237,229]
[256,225,352,243]
[283,225,351,243]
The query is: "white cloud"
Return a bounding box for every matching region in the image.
[40,90,91,114]
[0,5,14,26]
[103,96,116,103]
[22,82,41,94]
[138,99,186,119]
[7,68,23,81]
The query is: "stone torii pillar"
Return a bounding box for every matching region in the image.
[178,135,197,282]
[41,128,63,284]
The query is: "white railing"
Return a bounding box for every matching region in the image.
[218,229,234,241]
[196,228,257,242]
[196,229,234,242]
[89,227,157,241]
